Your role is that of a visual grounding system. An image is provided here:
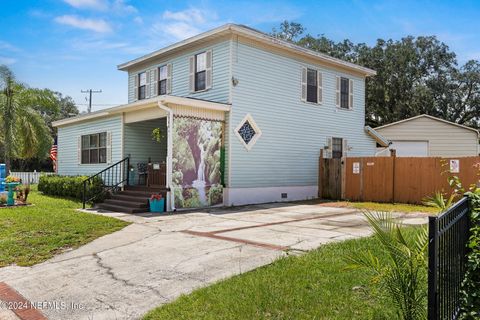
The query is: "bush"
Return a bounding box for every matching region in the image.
[38,175,104,202]
[460,189,480,319]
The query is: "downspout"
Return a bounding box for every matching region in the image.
[158,101,176,211]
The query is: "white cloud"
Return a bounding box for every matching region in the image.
[63,0,107,10]
[0,41,20,52]
[154,22,201,40]
[156,8,218,41]
[55,15,112,33]
[111,0,137,14]
[0,56,16,65]
[133,16,143,25]
[162,8,209,24]
[63,0,137,14]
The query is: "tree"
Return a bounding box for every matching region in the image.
[0,65,57,172]
[271,20,305,42]
[35,91,79,137]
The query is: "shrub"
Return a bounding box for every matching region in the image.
[460,189,480,319]
[38,175,104,202]
[347,211,428,320]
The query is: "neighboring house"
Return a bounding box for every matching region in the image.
[375,114,480,157]
[52,24,377,211]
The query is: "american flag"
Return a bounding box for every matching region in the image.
[50,138,58,172]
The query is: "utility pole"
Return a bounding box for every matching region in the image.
[81,89,102,113]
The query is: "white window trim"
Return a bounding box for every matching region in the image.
[234,113,262,151]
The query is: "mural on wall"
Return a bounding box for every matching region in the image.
[172,117,223,208]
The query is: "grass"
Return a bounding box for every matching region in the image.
[345,201,439,214]
[144,228,424,320]
[0,188,129,267]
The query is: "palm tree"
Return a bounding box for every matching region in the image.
[348,211,429,320]
[0,65,55,173]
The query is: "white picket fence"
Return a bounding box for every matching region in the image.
[9,171,55,184]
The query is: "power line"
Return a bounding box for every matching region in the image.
[75,103,122,106]
[81,89,102,113]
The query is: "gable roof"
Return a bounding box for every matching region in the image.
[117,24,376,77]
[375,114,479,135]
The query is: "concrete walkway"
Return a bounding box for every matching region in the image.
[0,202,428,320]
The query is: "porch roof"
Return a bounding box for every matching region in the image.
[52,96,231,127]
[364,126,390,147]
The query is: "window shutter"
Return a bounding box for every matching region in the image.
[301,67,307,102]
[133,74,138,101]
[189,56,195,92]
[77,136,82,164]
[326,137,333,158]
[349,79,354,109]
[153,68,158,96]
[335,76,340,107]
[167,63,172,94]
[145,70,151,98]
[106,132,112,164]
[317,71,323,104]
[206,50,212,89]
[342,139,348,157]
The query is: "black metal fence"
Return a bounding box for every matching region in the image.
[428,197,471,320]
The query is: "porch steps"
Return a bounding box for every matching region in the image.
[95,185,168,214]
[96,203,147,214]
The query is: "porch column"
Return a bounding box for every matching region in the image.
[158,102,174,211]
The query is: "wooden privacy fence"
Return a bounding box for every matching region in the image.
[319,154,480,204]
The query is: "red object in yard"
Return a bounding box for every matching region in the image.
[150,193,163,200]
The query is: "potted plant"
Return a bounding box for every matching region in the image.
[149,193,165,213]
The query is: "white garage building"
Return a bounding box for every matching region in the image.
[375,114,479,157]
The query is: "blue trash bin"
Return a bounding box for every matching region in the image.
[149,198,165,213]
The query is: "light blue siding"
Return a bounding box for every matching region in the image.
[229,41,376,188]
[128,40,230,104]
[124,118,167,184]
[57,115,122,176]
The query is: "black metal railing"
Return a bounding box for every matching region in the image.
[82,157,130,209]
[428,196,471,320]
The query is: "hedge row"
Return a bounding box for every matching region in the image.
[38,175,104,202]
[461,190,480,318]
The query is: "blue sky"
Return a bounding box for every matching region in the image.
[2,0,480,112]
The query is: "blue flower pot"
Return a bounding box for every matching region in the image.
[149,198,165,213]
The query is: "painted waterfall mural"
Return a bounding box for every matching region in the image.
[172,117,223,208]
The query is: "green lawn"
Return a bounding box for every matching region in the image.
[346,201,438,214]
[144,229,425,320]
[0,189,129,267]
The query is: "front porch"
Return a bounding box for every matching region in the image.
[89,95,230,213]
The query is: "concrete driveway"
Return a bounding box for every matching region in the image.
[0,202,427,320]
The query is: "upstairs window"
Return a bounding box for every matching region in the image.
[340,77,349,109]
[138,72,147,100]
[306,68,318,103]
[158,65,168,95]
[81,132,107,164]
[302,67,322,104]
[195,52,207,91]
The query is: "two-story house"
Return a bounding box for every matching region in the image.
[52,24,379,212]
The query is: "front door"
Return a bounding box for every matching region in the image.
[147,162,166,187]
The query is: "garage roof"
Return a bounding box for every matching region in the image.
[375,114,479,136]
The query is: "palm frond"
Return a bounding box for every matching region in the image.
[347,210,428,320]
